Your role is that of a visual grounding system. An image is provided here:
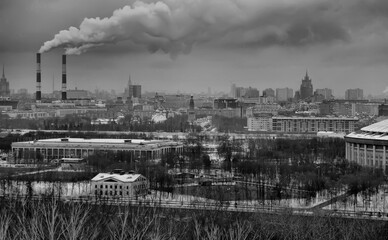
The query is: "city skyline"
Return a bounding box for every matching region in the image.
[1,0,388,96]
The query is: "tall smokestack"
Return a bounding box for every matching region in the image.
[36,53,41,102]
[61,55,67,101]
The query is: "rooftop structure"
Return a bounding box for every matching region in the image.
[92,172,144,183]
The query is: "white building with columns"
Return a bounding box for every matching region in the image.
[345,119,388,172]
[11,138,183,162]
[91,171,149,198]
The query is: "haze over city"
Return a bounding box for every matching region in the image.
[1,0,388,96]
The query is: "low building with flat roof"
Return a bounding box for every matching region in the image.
[11,138,183,162]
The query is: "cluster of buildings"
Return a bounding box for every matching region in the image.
[2,52,388,136]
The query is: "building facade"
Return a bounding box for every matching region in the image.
[315,88,333,100]
[263,88,275,97]
[345,88,363,100]
[272,117,358,133]
[345,119,388,172]
[91,171,149,198]
[12,138,183,162]
[276,88,293,102]
[213,98,239,109]
[247,114,273,131]
[246,104,281,117]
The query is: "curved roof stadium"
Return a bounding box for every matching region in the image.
[360,119,388,133]
[345,119,388,143]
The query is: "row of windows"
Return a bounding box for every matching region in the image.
[94,182,147,189]
[96,184,129,189]
[95,190,131,196]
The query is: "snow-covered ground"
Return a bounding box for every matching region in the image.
[3,179,388,217]
[324,186,388,213]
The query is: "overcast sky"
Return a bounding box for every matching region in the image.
[1,0,388,97]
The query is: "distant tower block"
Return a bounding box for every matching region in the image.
[36,53,41,102]
[127,74,133,110]
[62,55,67,101]
[188,95,196,123]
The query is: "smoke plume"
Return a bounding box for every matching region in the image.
[39,0,348,56]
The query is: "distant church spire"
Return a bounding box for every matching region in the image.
[2,65,4,78]
[305,68,309,78]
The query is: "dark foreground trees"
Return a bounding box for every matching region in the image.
[0,197,387,240]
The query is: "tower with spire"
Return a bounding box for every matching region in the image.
[300,69,313,101]
[188,95,196,124]
[0,65,10,97]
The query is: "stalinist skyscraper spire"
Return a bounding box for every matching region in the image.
[0,64,10,97]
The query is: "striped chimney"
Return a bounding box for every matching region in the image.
[61,55,67,100]
[36,53,41,102]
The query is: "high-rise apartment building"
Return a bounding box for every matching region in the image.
[276,88,293,102]
[230,84,236,98]
[263,88,275,97]
[125,75,142,99]
[345,88,363,100]
[132,85,141,98]
[315,88,333,100]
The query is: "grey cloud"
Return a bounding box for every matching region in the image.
[2,0,388,60]
[39,0,356,56]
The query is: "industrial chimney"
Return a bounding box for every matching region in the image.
[61,55,67,101]
[36,53,41,102]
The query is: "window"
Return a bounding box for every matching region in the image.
[110,185,112,189]
[115,185,117,189]
[105,185,108,188]
[100,185,102,188]
[120,186,122,189]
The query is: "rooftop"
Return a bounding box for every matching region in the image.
[27,138,167,145]
[345,131,388,141]
[12,138,181,149]
[91,173,145,183]
[361,119,388,133]
[272,116,358,120]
